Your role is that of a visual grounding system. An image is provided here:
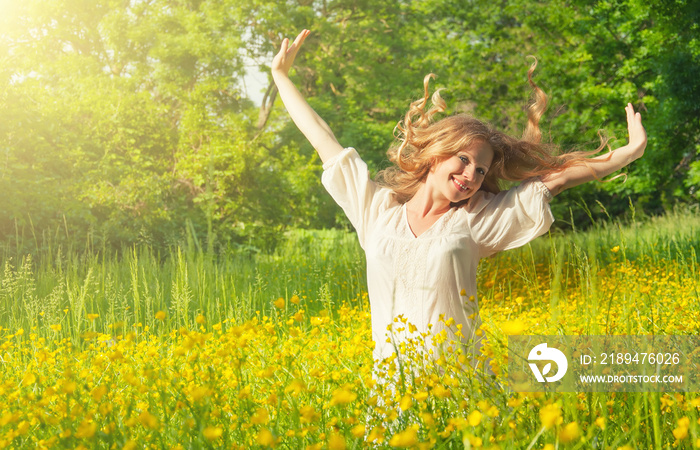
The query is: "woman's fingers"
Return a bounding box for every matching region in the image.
[625,103,647,150]
[287,30,309,57]
[626,103,639,125]
[272,30,310,75]
[626,104,642,129]
[292,29,310,47]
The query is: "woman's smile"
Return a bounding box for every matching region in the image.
[452,176,470,192]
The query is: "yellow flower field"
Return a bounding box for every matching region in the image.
[1,211,700,448]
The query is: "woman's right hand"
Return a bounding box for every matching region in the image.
[271,29,311,77]
[269,28,343,163]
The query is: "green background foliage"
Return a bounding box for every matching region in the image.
[0,0,698,252]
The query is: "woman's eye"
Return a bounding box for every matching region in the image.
[477,168,486,176]
[459,156,468,164]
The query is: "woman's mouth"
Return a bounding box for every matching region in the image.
[452,177,469,192]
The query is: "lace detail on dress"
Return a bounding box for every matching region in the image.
[391,207,459,330]
[426,206,458,237]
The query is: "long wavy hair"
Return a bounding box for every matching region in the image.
[376,59,609,204]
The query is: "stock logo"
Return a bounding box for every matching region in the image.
[528,343,568,383]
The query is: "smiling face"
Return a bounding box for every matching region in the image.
[425,140,494,204]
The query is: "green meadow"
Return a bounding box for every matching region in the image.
[0,207,699,448]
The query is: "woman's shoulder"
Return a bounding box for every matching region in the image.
[321,147,361,171]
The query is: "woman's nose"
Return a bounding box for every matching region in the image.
[462,164,475,180]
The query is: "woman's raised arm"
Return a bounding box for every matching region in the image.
[271,30,344,164]
[541,103,647,196]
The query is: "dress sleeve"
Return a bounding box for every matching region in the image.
[466,178,554,258]
[321,148,393,249]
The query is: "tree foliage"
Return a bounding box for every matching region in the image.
[0,0,698,252]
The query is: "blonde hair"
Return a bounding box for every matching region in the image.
[377,59,609,203]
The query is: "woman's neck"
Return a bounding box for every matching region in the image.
[405,184,451,218]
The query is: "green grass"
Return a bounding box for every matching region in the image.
[0,228,367,343]
[3,206,700,342]
[1,206,700,448]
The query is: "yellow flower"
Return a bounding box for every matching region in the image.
[62,380,77,394]
[432,384,451,398]
[138,411,159,430]
[49,324,62,332]
[611,246,620,253]
[367,427,385,444]
[189,385,212,402]
[203,426,223,440]
[251,407,269,425]
[351,425,366,438]
[467,410,482,427]
[388,426,418,448]
[256,428,276,447]
[485,404,499,418]
[284,379,306,395]
[195,314,206,325]
[399,395,413,411]
[421,412,435,427]
[507,397,523,408]
[539,403,561,429]
[330,386,357,406]
[558,421,580,443]
[290,294,300,304]
[328,432,347,450]
[673,426,688,440]
[74,421,97,439]
[87,313,99,321]
[414,391,429,402]
[273,297,285,309]
[91,385,108,401]
[501,319,526,335]
[595,416,606,430]
[155,311,166,320]
[22,372,36,385]
[673,417,690,440]
[465,434,482,448]
[299,405,318,423]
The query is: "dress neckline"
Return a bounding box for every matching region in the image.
[402,204,456,239]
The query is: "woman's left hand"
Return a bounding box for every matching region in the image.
[541,103,648,196]
[625,103,647,159]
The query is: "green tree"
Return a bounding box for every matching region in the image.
[0,0,318,251]
[0,0,697,253]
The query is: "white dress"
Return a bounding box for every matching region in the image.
[321,148,554,362]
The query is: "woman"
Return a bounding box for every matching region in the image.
[271,29,647,365]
